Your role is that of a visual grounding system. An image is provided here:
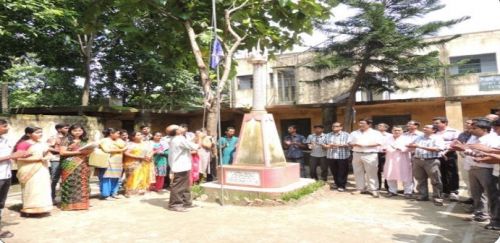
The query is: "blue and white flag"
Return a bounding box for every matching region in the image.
[210,38,224,69]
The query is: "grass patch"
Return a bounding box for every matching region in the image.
[281,181,325,202]
[191,184,205,198]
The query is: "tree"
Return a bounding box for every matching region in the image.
[311,0,468,131]
[116,0,337,136]
[0,0,70,112]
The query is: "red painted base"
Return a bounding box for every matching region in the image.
[218,163,300,188]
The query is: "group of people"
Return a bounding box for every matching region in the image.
[0,121,230,238]
[0,113,499,238]
[284,114,500,230]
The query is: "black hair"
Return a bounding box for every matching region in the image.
[432,116,448,124]
[407,120,421,127]
[103,128,119,138]
[472,118,492,133]
[67,124,88,143]
[14,126,42,152]
[226,126,235,131]
[180,123,189,128]
[55,123,69,130]
[313,125,324,129]
[0,119,7,125]
[168,128,177,137]
[139,125,149,130]
[359,118,373,125]
[288,125,297,130]
[152,131,163,139]
[129,131,142,141]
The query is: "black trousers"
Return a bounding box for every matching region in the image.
[0,177,11,223]
[163,165,171,189]
[327,158,348,189]
[439,151,459,194]
[309,156,327,181]
[168,171,192,208]
[377,153,388,190]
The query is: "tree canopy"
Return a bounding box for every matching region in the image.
[311,0,468,130]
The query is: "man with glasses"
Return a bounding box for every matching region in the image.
[404,120,423,141]
[408,124,446,206]
[323,122,350,191]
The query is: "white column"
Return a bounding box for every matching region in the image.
[248,48,268,113]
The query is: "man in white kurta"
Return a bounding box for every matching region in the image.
[383,126,413,198]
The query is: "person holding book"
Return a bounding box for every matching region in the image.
[98,128,127,199]
[59,124,93,210]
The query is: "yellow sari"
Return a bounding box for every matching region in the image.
[124,142,153,194]
[16,141,52,214]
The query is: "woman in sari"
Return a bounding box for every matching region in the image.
[150,132,168,192]
[59,124,92,210]
[14,127,52,216]
[123,132,153,196]
[98,128,126,200]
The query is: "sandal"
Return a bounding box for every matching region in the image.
[0,230,14,238]
[484,224,500,230]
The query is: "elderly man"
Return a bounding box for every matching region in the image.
[408,124,446,206]
[349,118,384,198]
[166,124,199,212]
[383,126,413,198]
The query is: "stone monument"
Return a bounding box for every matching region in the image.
[201,45,314,203]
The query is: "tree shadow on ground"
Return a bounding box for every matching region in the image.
[389,196,499,242]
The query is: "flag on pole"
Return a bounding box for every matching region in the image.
[210,38,224,69]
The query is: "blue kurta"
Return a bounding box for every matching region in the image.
[219,136,238,165]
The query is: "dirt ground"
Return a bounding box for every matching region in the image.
[3,182,500,243]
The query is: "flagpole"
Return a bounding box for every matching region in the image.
[211,0,225,206]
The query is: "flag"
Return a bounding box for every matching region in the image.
[210,38,224,69]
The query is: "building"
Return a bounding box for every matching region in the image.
[229,29,500,135]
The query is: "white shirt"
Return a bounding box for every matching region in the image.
[0,136,13,179]
[168,135,199,173]
[464,134,497,170]
[404,130,424,142]
[349,128,384,153]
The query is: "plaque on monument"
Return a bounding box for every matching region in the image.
[225,170,261,186]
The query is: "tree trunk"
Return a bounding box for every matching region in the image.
[343,64,367,132]
[1,82,8,114]
[206,101,218,137]
[79,33,94,106]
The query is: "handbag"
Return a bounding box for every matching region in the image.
[88,148,110,168]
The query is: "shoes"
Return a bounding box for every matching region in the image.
[183,204,198,209]
[472,214,490,222]
[371,191,380,198]
[449,192,459,202]
[337,188,345,192]
[0,230,14,238]
[416,197,430,202]
[168,207,188,212]
[111,194,124,199]
[433,198,444,206]
[386,192,398,198]
[360,191,370,195]
[404,194,413,199]
[460,198,474,205]
[484,223,500,230]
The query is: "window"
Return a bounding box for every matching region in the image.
[277,68,296,102]
[450,53,498,75]
[237,75,253,90]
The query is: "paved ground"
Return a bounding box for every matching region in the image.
[3,180,500,243]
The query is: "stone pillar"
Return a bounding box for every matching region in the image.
[248,47,268,113]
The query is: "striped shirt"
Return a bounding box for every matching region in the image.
[413,135,445,159]
[305,133,326,157]
[324,131,350,159]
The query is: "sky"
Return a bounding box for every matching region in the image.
[299,0,500,50]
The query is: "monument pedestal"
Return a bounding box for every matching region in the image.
[219,163,299,188]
